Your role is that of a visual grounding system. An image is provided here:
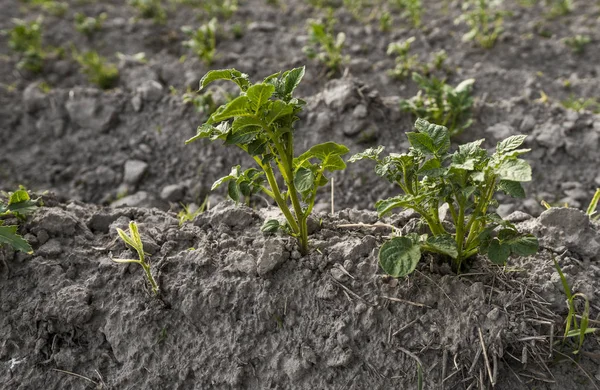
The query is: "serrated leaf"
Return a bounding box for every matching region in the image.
[497,135,527,154]
[294,167,314,193]
[495,159,532,182]
[199,69,250,91]
[0,224,33,253]
[261,219,280,234]
[246,84,275,112]
[426,234,458,258]
[497,180,525,198]
[379,236,421,277]
[487,239,511,265]
[211,96,251,122]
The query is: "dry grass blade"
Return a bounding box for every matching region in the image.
[50,368,100,386]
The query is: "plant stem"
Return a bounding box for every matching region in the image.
[141,262,159,295]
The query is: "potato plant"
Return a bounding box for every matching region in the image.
[386,37,418,80]
[74,12,107,36]
[185,67,349,254]
[6,18,45,73]
[0,189,38,254]
[181,18,217,65]
[129,0,167,24]
[303,11,348,77]
[73,50,119,89]
[350,119,538,276]
[456,0,508,49]
[400,73,475,137]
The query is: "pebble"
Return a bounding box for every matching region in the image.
[123,160,148,186]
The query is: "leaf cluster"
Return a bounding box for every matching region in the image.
[181,18,217,65]
[6,18,45,73]
[400,73,475,137]
[73,49,119,89]
[563,35,591,55]
[129,0,167,24]
[0,189,38,254]
[386,37,419,80]
[186,67,349,254]
[350,118,538,277]
[303,10,348,77]
[392,0,423,28]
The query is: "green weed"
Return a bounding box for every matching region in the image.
[350,119,538,276]
[561,95,600,114]
[177,196,208,226]
[563,35,591,54]
[74,12,107,36]
[185,67,349,255]
[5,18,45,73]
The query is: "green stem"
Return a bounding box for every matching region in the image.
[259,159,300,234]
[141,262,159,295]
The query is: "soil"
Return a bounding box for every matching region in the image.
[1,0,600,389]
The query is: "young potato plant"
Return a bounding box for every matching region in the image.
[400,73,475,137]
[111,221,159,295]
[456,0,508,49]
[73,49,119,89]
[185,67,349,254]
[386,37,418,80]
[546,0,572,17]
[6,18,45,73]
[129,0,167,24]
[0,189,38,254]
[349,119,538,276]
[74,12,107,36]
[303,11,348,77]
[392,0,423,28]
[563,35,591,55]
[181,18,217,65]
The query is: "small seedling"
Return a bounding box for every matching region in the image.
[0,188,38,254]
[400,73,475,137]
[379,11,392,32]
[181,18,217,65]
[303,10,348,77]
[350,119,538,276]
[177,196,208,226]
[386,37,419,80]
[74,12,107,36]
[393,0,423,28]
[563,35,591,55]
[456,0,508,49]
[5,18,45,73]
[553,257,597,354]
[73,49,119,89]
[22,0,68,16]
[183,88,219,117]
[586,189,600,220]
[185,67,349,254]
[129,0,167,24]
[111,221,159,295]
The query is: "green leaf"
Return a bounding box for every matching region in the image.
[497,180,525,198]
[261,219,280,234]
[379,236,421,277]
[497,135,527,154]
[4,189,37,218]
[199,69,250,91]
[265,100,294,125]
[508,234,538,257]
[211,96,252,122]
[0,224,33,253]
[295,142,349,171]
[376,194,418,216]
[413,118,450,155]
[247,139,268,156]
[211,166,240,190]
[487,239,511,265]
[348,146,384,163]
[406,132,435,155]
[425,234,458,258]
[282,67,305,96]
[294,167,314,193]
[228,180,241,203]
[226,126,260,145]
[495,159,532,182]
[185,123,229,144]
[246,83,275,111]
